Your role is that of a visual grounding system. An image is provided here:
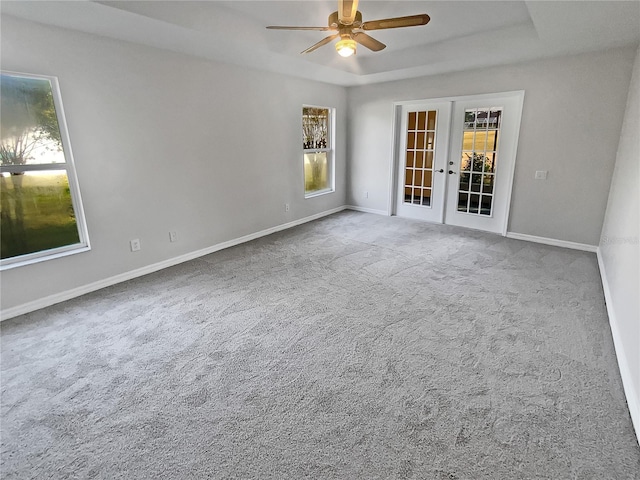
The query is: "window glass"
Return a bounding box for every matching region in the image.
[302,106,334,197]
[1,72,89,268]
[303,152,328,193]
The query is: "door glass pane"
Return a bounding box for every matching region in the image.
[462,133,474,150]
[427,111,437,130]
[464,111,477,128]
[406,151,414,168]
[417,111,426,130]
[485,130,498,151]
[480,195,493,215]
[469,194,480,214]
[405,168,413,186]
[414,170,423,187]
[407,132,415,149]
[423,170,432,188]
[408,112,417,130]
[459,172,470,192]
[426,131,435,150]
[425,151,433,169]
[404,109,437,207]
[422,188,431,206]
[458,192,468,212]
[457,107,502,215]
[471,174,482,192]
[482,175,494,194]
[488,110,501,129]
[471,154,486,172]
[484,153,496,173]
[461,153,472,171]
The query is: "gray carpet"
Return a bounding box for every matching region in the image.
[1,211,639,479]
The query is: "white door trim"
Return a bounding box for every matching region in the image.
[500,91,525,235]
[387,103,403,216]
[392,90,525,108]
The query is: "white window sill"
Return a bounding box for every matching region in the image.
[305,188,334,199]
[0,244,91,271]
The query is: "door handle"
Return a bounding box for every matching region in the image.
[435,169,444,173]
[448,170,456,174]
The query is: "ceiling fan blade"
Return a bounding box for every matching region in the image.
[301,34,340,54]
[362,14,430,31]
[266,26,335,31]
[338,0,359,25]
[352,32,386,52]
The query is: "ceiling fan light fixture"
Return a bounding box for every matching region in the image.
[335,37,356,57]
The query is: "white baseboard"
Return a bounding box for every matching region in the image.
[0,206,347,321]
[506,232,598,252]
[596,249,640,443]
[345,205,389,216]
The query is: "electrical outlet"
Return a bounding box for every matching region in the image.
[365,191,369,199]
[130,238,141,252]
[285,203,290,212]
[535,170,548,180]
[169,231,177,243]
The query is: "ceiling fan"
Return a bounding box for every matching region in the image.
[266,0,430,57]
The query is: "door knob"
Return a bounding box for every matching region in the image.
[435,169,444,173]
[448,170,456,174]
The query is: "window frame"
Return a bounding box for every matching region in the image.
[1,70,90,270]
[302,104,335,198]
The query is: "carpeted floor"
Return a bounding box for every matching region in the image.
[1,211,639,479]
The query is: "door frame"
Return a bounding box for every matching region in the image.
[389,90,525,236]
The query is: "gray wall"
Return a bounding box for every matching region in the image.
[599,45,640,431]
[347,48,636,246]
[0,16,347,311]
[0,14,636,319]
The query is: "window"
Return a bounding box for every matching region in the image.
[1,71,89,269]
[302,105,334,197]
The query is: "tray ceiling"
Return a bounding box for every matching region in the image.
[2,1,639,86]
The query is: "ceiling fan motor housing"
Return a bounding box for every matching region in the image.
[329,10,363,28]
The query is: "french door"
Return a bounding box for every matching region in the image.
[395,101,451,223]
[394,92,524,234]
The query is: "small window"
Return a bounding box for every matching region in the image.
[1,71,89,269]
[302,105,334,197]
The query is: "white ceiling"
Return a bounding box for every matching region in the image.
[2,0,639,86]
